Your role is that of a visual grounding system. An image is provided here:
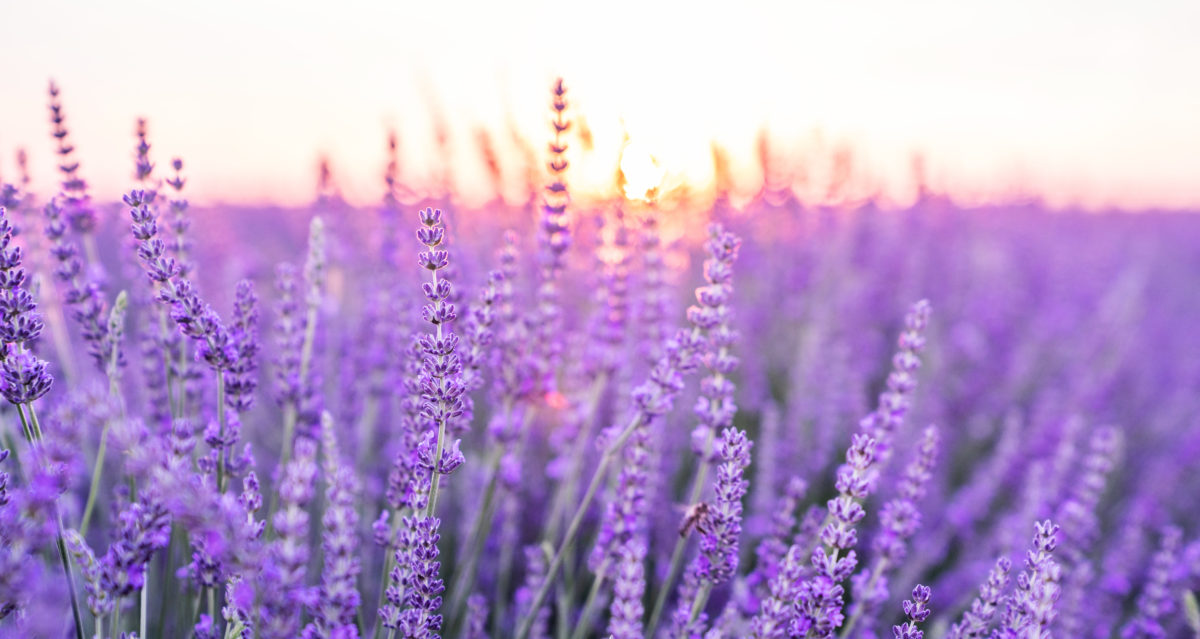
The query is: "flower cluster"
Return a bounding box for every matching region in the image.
[0,206,52,406]
[2,78,1198,639]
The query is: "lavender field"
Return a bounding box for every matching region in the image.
[1,78,1199,639]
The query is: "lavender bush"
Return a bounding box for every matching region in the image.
[0,79,1198,639]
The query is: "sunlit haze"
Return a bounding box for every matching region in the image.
[2,0,1198,210]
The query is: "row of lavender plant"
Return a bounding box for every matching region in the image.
[0,79,1198,639]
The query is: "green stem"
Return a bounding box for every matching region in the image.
[424,415,448,518]
[208,587,217,629]
[17,403,85,639]
[513,412,643,639]
[215,374,227,493]
[141,567,149,639]
[646,428,716,637]
[371,508,410,639]
[568,561,610,639]
[838,557,889,638]
[686,582,714,630]
[445,446,504,628]
[55,519,86,639]
[79,421,110,536]
[543,375,607,543]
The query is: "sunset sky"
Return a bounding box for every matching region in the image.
[1,0,1198,210]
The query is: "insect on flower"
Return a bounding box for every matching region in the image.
[678,501,712,538]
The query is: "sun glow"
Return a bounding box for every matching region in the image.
[619,139,666,202]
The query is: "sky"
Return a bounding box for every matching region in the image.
[1,0,1198,210]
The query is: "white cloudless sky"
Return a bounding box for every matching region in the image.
[1,0,1198,209]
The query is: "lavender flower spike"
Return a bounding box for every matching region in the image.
[998,520,1062,638]
[676,426,753,630]
[306,412,362,639]
[396,515,447,639]
[862,299,931,471]
[1120,526,1183,639]
[0,206,53,407]
[945,557,1011,639]
[47,81,97,235]
[893,585,932,639]
[843,425,941,636]
[791,433,877,638]
[261,437,319,639]
[414,206,465,517]
[531,78,572,395]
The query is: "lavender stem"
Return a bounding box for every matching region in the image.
[645,426,715,637]
[513,411,643,639]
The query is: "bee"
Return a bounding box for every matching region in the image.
[678,502,712,538]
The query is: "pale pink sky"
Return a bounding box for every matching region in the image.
[1,0,1198,209]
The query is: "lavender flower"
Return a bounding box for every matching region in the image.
[998,520,1062,638]
[892,585,931,639]
[596,418,652,639]
[689,225,742,456]
[861,300,931,471]
[464,593,488,639]
[844,426,940,635]
[414,206,465,515]
[47,81,96,234]
[165,158,195,279]
[698,427,753,584]
[531,78,572,395]
[273,262,304,407]
[515,545,551,639]
[42,196,113,368]
[0,206,52,406]
[261,437,319,639]
[225,279,260,412]
[1121,526,1183,639]
[1054,426,1121,636]
[100,499,172,599]
[126,189,234,371]
[63,528,113,619]
[753,544,809,639]
[0,208,44,345]
[306,413,362,639]
[397,515,446,639]
[946,557,1012,639]
[793,433,877,638]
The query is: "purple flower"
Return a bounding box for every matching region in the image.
[844,426,941,634]
[100,499,171,598]
[126,188,235,371]
[1120,526,1183,639]
[165,157,195,279]
[946,557,1012,639]
[306,413,362,638]
[133,118,156,185]
[414,207,465,498]
[261,437,319,639]
[42,197,114,369]
[397,515,446,639]
[464,593,488,639]
[998,520,1062,638]
[792,433,877,637]
[697,427,753,585]
[47,81,96,234]
[860,300,931,473]
[892,584,931,639]
[0,208,44,345]
[225,279,261,412]
[531,78,572,395]
[272,262,303,407]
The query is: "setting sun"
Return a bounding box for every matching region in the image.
[618,139,666,202]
